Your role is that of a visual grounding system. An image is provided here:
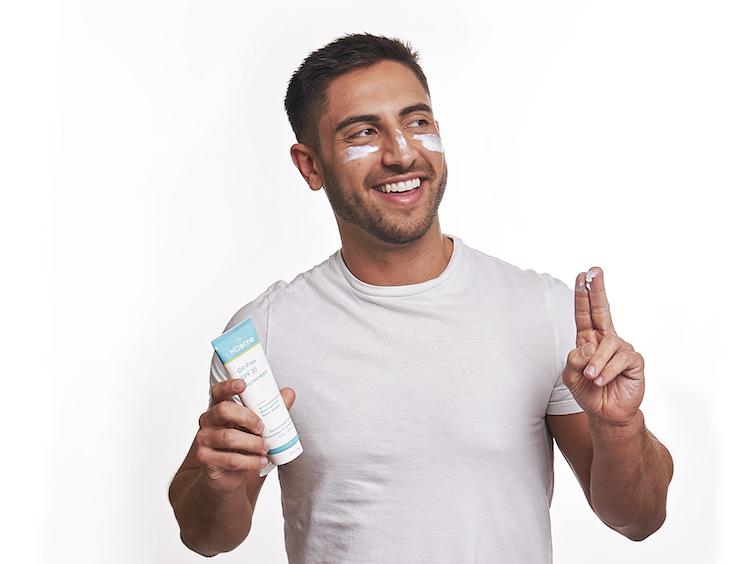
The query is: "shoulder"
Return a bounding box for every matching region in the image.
[459,240,571,297]
[222,251,344,335]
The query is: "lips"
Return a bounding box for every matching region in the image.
[374,177,422,194]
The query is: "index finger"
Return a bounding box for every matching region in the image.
[574,272,594,346]
[210,378,246,407]
[586,267,616,336]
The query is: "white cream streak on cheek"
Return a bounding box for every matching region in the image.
[413,134,444,153]
[341,145,379,164]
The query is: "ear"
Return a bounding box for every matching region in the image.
[290,143,324,191]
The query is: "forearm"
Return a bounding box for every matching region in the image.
[588,410,673,540]
[169,468,254,557]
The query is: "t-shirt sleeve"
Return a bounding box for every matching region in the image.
[208,283,280,406]
[544,275,584,416]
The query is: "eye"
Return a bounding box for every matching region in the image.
[350,128,377,140]
[406,118,429,129]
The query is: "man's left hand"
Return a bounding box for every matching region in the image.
[562,267,645,426]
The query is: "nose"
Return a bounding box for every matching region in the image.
[381,128,415,168]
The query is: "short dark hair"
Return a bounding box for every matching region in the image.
[284,34,430,150]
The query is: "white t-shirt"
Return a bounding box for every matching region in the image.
[211,237,582,563]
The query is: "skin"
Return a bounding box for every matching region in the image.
[169,60,673,556]
[290,61,452,286]
[169,379,296,556]
[549,267,673,540]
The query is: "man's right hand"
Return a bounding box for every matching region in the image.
[170,380,296,556]
[195,379,296,493]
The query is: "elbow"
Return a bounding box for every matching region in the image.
[592,487,670,542]
[180,532,221,558]
[176,519,250,557]
[169,475,248,558]
[180,533,219,558]
[610,508,668,542]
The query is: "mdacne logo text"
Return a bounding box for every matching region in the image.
[229,337,255,355]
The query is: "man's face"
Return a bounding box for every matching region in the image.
[313,60,447,246]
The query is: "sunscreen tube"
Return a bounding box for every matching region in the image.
[212,316,303,475]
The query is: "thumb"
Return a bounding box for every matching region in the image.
[210,378,246,407]
[563,342,596,387]
[280,387,296,410]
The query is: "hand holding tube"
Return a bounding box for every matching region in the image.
[169,381,296,556]
[195,379,296,493]
[211,316,304,467]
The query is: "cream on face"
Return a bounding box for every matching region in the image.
[341,145,379,164]
[394,129,409,153]
[413,133,444,154]
[339,132,443,164]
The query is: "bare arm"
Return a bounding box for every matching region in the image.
[548,411,673,540]
[549,267,673,540]
[168,379,295,556]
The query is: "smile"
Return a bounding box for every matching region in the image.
[375,178,422,194]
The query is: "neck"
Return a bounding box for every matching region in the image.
[338,220,453,286]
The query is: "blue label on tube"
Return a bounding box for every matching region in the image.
[268,435,300,455]
[211,316,261,364]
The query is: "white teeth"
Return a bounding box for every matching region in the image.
[379,178,421,193]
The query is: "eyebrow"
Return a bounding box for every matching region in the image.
[334,103,434,133]
[399,103,433,118]
[335,114,380,133]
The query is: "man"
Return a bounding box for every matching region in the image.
[169,34,673,562]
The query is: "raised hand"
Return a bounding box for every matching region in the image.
[562,267,645,426]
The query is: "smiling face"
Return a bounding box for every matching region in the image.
[306,60,448,246]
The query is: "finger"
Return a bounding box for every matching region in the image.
[581,334,630,382]
[280,387,296,410]
[196,446,270,476]
[200,399,265,435]
[210,378,246,406]
[586,267,616,336]
[595,350,644,388]
[574,272,594,346]
[562,342,598,388]
[200,426,270,456]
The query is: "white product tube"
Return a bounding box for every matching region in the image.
[211,316,303,473]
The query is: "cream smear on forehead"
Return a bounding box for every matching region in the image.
[341,145,379,164]
[413,133,444,153]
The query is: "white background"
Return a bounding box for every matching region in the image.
[2,1,748,562]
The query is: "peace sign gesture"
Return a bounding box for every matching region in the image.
[562,267,645,426]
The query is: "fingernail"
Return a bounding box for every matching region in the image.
[584,365,597,378]
[263,441,271,453]
[259,457,268,467]
[582,343,596,358]
[576,277,587,293]
[256,420,265,434]
[232,379,243,392]
[594,376,604,386]
[586,268,599,290]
